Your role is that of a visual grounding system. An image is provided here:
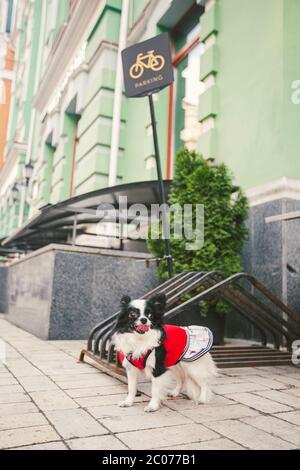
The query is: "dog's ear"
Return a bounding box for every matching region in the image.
[148,292,166,313]
[120,295,131,306]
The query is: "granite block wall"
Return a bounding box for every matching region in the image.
[226,198,300,342]
[6,245,158,340]
[7,250,55,338]
[0,266,8,313]
[48,249,159,340]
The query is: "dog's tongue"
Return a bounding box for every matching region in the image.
[135,324,150,333]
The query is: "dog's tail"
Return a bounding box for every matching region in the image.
[208,353,219,378]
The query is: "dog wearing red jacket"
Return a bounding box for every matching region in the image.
[112,293,217,412]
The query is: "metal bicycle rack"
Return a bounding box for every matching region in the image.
[80,271,300,375]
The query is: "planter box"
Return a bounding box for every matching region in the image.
[168,303,226,345]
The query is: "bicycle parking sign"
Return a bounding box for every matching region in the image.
[121,32,174,277]
[122,32,174,98]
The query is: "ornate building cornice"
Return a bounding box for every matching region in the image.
[33,0,105,115]
[246,177,300,206]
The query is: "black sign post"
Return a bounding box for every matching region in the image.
[122,33,174,279]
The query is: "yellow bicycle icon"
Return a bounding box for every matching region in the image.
[129,50,165,79]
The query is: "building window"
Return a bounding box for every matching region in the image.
[180,25,204,150]
[166,18,204,178]
[5,0,14,33]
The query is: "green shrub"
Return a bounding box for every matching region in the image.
[147,148,249,315]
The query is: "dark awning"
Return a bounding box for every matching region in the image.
[2,180,172,252]
[0,245,25,257]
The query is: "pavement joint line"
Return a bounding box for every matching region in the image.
[147,434,248,450]
[6,439,67,451]
[71,405,132,450]
[160,433,249,451]
[64,388,128,399]
[98,420,201,435]
[246,390,299,411]
[267,411,300,426]
[3,438,63,451]
[201,416,299,451]
[202,424,250,450]
[219,389,298,412]
[234,416,300,448]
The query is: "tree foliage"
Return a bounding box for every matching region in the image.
[147,149,249,315]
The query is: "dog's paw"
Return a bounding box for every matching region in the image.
[144,403,160,412]
[167,390,180,398]
[119,400,133,408]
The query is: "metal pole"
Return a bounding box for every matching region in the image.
[148,93,173,279]
[72,214,78,246]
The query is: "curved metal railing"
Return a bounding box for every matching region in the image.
[80,271,300,373]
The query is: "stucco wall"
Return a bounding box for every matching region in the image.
[203,0,300,189]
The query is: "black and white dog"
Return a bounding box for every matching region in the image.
[112,293,217,412]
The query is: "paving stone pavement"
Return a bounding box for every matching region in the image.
[0,318,300,450]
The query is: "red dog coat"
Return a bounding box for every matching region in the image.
[118,324,213,370]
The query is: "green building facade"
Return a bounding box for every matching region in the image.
[1,0,300,311]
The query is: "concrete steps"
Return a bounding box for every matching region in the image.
[211,345,295,368]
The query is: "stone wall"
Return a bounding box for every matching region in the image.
[0,266,8,313]
[6,244,159,340]
[226,198,300,342]
[48,248,158,340]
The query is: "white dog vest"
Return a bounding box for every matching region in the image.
[180,325,213,362]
